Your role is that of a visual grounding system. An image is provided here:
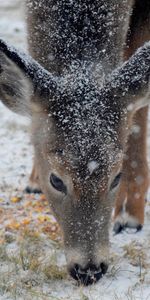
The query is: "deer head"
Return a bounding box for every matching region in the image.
[0,39,150,285]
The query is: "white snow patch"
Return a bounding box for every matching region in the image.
[87,160,99,175]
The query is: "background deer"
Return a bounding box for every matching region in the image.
[0,0,150,286]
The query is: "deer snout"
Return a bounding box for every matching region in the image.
[66,248,108,285]
[69,262,108,285]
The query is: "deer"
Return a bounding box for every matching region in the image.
[0,0,150,286]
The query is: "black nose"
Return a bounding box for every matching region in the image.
[69,262,108,286]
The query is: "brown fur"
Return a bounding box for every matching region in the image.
[29,159,41,192]
[114,0,150,227]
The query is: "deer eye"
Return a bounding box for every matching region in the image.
[110,172,122,190]
[50,173,67,194]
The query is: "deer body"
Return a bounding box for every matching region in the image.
[26,0,133,73]
[0,0,150,285]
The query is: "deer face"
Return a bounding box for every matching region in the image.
[0,40,150,285]
[32,110,124,285]
[31,66,125,285]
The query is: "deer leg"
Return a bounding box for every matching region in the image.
[113,0,150,233]
[25,160,42,194]
[114,107,149,233]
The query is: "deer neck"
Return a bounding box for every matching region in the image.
[27,0,133,75]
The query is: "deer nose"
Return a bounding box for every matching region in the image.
[69,262,108,285]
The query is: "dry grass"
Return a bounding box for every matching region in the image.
[0,231,67,300]
[123,241,148,269]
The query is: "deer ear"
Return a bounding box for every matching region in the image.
[0,40,58,116]
[0,52,33,116]
[104,42,150,112]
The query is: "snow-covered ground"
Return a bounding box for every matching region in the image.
[0,1,150,299]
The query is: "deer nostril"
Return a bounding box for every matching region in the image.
[69,262,108,286]
[100,262,108,275]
